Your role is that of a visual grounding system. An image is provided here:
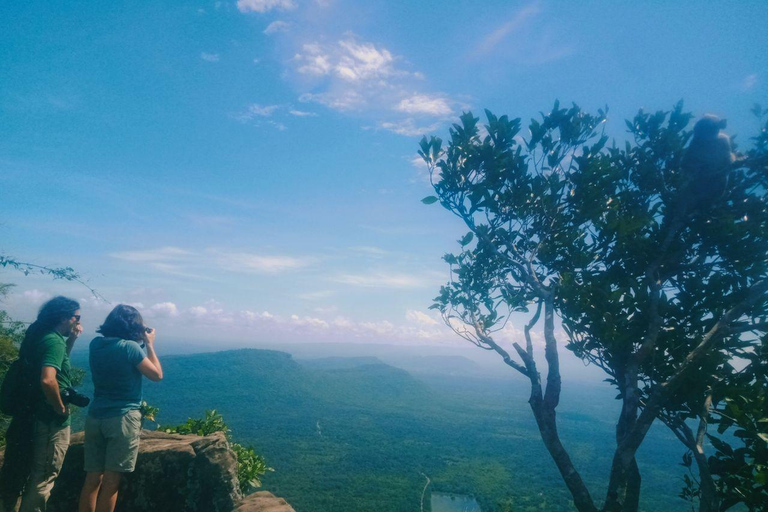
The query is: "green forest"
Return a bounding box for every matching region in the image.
[69,348,690,512]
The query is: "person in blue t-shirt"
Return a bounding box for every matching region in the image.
[78,305,162,512]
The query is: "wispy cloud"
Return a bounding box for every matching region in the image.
[237,0,296,13]
[264,20,290,35]
[470,3,573,64]
[743,74,758,91]
[213,250,312,274]
[332,271,431,289]
[238,103,281,119]
[297,290,335,300]
[110,246,312,275]
[288,109,317,117]
[378,119,441,137]
[474,3,540,56]
[201,52,221,62]
[111,247,193,263]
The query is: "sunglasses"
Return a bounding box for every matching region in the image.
[73,315,81,322]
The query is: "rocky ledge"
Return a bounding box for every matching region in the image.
[0,430,295,512]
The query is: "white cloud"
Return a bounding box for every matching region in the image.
[240,104,281,119]
[333,272,429,289]
[201,52,221,62]
[743,74,758,91]
[378,119,441,137]
[406,309,438,326]
[237,0,296,13]
[110,247,192,263]
[335,40,396,82]
[147,302,179,318]
[294,39,398,83]
[470,3,573,64]
[22,289,52,305]
[396,94,452,117]
[474,3,540,56]
[290,36,460,132]
[349,246,388,257]
[288,109,317,117]
[297,290,335,300]
[291,314,329,329]
[214,250,311,273]
[242,310,274,320]
[299,91,364,111]
[264,20,290,35]
[188,306,208,317]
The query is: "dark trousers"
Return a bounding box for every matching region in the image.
[0,414,35,512]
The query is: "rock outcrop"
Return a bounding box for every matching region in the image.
[0,430,295,512]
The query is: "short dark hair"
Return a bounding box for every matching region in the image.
[97,304,146,341]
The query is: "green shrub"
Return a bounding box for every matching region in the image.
[159,408,273,494]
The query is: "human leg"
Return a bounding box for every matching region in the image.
[0,415,35,512]
[93,472,120,512]
[18,421,70,512]
[91,410,141,512]
[80,415,107,512]
[78,473,103,512]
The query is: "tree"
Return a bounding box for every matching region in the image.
[420,102,768,511]
[0,284,26,446]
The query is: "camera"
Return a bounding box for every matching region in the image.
[60,388,91,408]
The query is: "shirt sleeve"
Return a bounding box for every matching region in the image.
[39,334,65,372]
[124,340,147,366]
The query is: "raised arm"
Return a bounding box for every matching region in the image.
[136,328,163,382]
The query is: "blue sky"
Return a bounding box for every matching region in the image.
[1,0,766,349]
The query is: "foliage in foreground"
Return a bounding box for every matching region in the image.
[156,408,273,494]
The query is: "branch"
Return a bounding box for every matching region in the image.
[727,321,768,334]
[627,280,768,453]
[0,256,109,303]
[525,299,543,358]
[470,318,529,377]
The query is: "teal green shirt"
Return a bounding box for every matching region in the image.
[34,331,73,427]
[88,337,147,419]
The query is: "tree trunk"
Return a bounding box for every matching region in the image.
[529,399,598,512]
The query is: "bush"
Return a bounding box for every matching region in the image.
[158,408,273,494]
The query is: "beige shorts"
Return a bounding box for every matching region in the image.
[83,409,142,473]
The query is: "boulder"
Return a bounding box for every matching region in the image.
[0,429,294,512]
[233,491,296,512]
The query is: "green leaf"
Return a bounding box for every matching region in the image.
[421,196,439,205]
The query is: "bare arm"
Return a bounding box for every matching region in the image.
[40,366,67,416]
[136,329,163,382]
[65,324,83,356]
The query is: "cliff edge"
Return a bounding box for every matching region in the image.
[0,430,294,512]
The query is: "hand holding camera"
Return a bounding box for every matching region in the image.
[144,327,156,346]
[60,387,91,408]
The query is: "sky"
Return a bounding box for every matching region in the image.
[1,0,767,351]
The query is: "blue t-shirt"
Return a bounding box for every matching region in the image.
[88,337,147,418]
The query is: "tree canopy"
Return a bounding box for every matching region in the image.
[421,101,768,511]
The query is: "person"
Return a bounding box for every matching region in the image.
[78,305,162,512]
[0,296,83,512]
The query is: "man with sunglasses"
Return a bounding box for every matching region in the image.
[0,296,83,512]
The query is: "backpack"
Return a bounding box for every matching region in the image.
[0,355,36,416]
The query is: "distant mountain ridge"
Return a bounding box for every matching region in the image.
[73,347,688,512]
